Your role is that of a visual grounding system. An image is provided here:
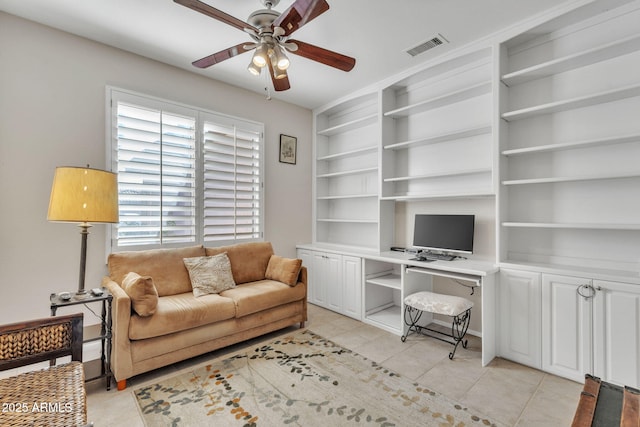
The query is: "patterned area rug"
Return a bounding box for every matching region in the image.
[134,330,502,426]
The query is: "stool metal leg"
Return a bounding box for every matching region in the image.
[448,308,471,360]
[401,305,423,342]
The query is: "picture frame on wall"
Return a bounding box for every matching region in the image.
[279,134,297,165]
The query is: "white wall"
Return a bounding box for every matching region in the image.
[0,12,312,325]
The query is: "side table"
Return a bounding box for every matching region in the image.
[50,289,113,390]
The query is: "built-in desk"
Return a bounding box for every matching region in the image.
[296,244,498,366]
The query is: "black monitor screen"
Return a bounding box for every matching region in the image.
[412,214,475,254]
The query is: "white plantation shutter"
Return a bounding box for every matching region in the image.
[202,115,263,244]
[108,89,263,251]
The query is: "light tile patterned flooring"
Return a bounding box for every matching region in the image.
[86,304,582,426]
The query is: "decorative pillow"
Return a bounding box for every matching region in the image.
[122,272,158,317]
[265,255,302,286]
[183,253,236,297]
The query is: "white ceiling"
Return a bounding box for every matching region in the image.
[0,0,575,109]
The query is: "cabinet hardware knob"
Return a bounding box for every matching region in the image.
[577,284,597,299]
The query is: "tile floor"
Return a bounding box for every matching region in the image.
[86,304,582,426]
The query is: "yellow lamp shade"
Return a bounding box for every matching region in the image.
[48,166,119,224]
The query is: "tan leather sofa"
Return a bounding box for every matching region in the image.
[102,242,307,390]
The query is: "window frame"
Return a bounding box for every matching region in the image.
[106,87,265,253]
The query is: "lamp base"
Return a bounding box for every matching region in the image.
[74,289,90,299]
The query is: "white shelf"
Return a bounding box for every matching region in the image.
[384,82,492,118]
[381,191,494,201]
[365,273,401,290]
[317,113,378,136]
[316,167,378,179]
[317,218,378,224]
[502,133,640,156]
[317,145,377,161]
[502,83,640,122]
[502,34,640,86]
[317,194,377,200]
[502,222,640,230]
[384,168,491,183]
[502,172,640,185]
[384,125,492,150]
[365,304,402,332]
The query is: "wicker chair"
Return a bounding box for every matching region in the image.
[0,313,89,427]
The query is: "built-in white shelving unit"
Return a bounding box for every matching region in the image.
[307,0,640,389]
[313,92,394,251]
[498,0,640,275]
[380,47,494,201]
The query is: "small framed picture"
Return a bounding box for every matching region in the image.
[279,134,297,165]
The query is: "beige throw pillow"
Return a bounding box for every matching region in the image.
[122,272,158,317]
[265,255,302,286]
[183,253,236,297]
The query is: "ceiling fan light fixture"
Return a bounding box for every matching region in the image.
[273,45,290,70]
[247,61,262,76]
[272,64,288,80]
[268,48,288,79]
[252,43,269,67]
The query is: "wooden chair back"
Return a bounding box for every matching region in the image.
[0,313,83,371]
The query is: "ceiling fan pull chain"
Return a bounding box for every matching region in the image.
[264,70,272,100]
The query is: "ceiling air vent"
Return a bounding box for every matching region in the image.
[405,34,449,57]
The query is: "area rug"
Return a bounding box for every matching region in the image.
[134,330,502,427]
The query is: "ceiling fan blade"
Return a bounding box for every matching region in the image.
[268,61,291,91]
[192,43,253,68]
[174,0,257,33]
[273,0,329,36]
[288,40,355,72]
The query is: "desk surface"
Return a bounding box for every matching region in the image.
[296,243,498,277]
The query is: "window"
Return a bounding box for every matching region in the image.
[108,89,263,251]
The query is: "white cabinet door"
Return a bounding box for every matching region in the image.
[310,252,330,307]
[297,249,314,303]
[325,253,344,313]
[542,274,593,383]
[297,249,363,319]
[593,280,640,388]
[341,255,362,319]
[498,269,541,369]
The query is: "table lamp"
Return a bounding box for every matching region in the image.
[48,166,119,297]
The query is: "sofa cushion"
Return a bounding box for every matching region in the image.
[122,272,158,317]
[205,242,274,284]
[265,255,302,286]
[220,279,307,318]
[108,245,205,297]
[128,292,236,340]
[183,253,236,297]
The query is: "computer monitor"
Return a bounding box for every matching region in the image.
[412,214,475,255]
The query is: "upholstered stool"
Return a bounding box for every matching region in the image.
[401,291,473,359]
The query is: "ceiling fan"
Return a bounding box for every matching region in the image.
[174,0,356,91]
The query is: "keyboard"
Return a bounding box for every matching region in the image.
[415,253,456,261]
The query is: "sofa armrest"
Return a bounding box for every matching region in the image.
[297,266,308,323]
[102,277,134,384]
[297,266,307,287]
